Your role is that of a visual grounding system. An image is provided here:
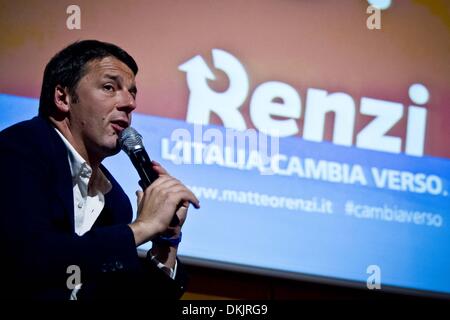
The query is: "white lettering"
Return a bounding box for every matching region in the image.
[179,49,430,156]
[250,81,301,137]
[357,98,403,153]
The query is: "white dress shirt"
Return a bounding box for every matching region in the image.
[54,129,176,299]
[55,130,112,236]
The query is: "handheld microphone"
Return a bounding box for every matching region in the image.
[119,127,180,226]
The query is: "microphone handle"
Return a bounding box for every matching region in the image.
[130,148,180,227]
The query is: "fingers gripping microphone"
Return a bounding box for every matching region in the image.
[119,127,180,226]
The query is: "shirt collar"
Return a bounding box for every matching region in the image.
[54,128,112,196]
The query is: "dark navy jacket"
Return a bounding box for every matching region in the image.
[0,116,187,300]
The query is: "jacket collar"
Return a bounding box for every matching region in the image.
[34,116,126,231]
[37,117,76,231]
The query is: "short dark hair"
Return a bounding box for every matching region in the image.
[38,40,138,117]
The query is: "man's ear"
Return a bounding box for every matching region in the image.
[54,85,71,113]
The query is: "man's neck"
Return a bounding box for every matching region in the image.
[50,117,102,170]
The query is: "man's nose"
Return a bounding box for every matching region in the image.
[116,90,137,112]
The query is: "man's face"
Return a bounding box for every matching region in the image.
[68,56,137,160]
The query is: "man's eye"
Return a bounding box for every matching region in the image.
[103,84,114,91]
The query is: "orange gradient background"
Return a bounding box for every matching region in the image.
[0,0,449,157]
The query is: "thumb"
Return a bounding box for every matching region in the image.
[136,190,144,207]
[152,161,169,176]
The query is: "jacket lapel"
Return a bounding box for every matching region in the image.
[37,117,75,231]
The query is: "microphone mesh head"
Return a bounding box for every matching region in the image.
[119,126,144,153]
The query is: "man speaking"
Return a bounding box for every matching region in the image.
[0,40,200,300]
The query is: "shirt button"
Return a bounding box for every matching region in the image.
[77,202,83,209]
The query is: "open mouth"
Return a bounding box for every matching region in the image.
[110,119,129,134]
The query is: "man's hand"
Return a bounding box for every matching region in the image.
[129,161,199,246]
